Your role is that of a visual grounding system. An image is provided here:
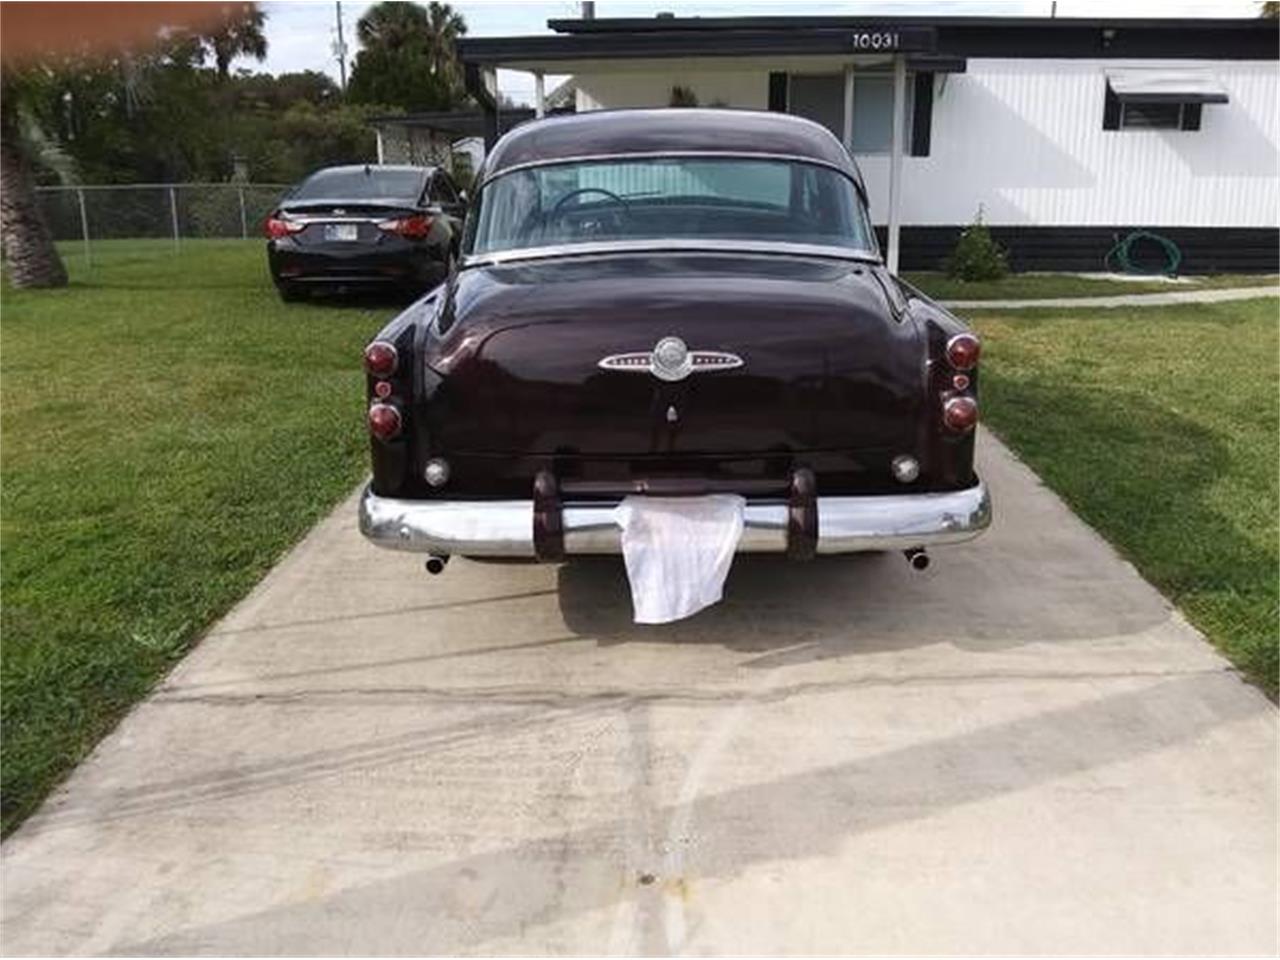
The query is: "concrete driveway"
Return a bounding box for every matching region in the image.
[2,436,1275,955]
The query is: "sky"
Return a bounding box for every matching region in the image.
[257,0,1263,106]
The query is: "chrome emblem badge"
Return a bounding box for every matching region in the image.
[598,336,743,382]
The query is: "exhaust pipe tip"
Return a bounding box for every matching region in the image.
[424,554,451,575]
[904,548,930,572]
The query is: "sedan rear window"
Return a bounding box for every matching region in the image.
[467,157,874,256]
[291,168,425,203]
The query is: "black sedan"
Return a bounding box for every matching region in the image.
[265,164,466,301]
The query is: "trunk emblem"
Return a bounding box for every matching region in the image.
[598,336,744,382]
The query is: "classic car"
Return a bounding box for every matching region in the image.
[358,109,991,574]
[264,164,466,301]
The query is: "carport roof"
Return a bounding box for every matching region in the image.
[457,15,1278,66]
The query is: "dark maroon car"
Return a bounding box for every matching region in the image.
[358,109,990,572]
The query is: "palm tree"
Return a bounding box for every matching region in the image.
[0,69,68,288]
[206,4,268,79]
[351,2,468,110]
[423,1,467,85]
[357,2,431,53]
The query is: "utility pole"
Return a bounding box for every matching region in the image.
[334,1,348,92]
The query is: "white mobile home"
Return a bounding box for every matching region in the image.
[457,15,1279,273]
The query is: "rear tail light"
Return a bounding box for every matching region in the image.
[363,341,399,378]
[943,395,979,432]
[368,403,402,440]
[377,214,433,240]
[946,333,981,371]
[264,216,304,240]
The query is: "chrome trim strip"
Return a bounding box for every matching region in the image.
[479,151,859,189]
[359,481,991,557]
[462,239,881,269]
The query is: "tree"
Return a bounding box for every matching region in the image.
[349,1,468,112]
[206,4,268,79]
[1262,1,1279,16]
[0,4,269,287]
[162,3,267,79]
[0,68,68,287]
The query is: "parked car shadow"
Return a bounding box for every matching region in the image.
[556,371,1257,666]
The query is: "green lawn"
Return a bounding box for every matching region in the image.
[1,239,396,833]
[973,299,1279,696]
[905,271,1279,302]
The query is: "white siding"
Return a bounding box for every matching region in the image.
[861,58,1280,227]
[567,57,1279,228]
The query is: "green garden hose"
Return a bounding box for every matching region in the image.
[1104,230,1182,277]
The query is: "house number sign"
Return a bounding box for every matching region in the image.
[847,27,937,53]
[851,32,901,50]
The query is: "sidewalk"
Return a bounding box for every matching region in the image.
[943,284,1279,311]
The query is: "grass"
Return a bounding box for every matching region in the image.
[973,299,1279,696]
[1,239,396,833]
[905,271,1279,302]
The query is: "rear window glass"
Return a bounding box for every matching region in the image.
[467,157,874,255]
[291,168,424,202]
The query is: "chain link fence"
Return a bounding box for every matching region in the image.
[35,183,289,267]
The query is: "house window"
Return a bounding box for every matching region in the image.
[1103,71,1227,133]
[786,72,916,155]
[1120,101,1184,130]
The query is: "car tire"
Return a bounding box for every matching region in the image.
[277,282,306,303]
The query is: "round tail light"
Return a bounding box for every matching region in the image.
[943,396,979,432]
[946,333,981,371]
[363,341,398,378]
[368,403,402,440]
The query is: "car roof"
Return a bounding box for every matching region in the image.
[306,164,436,177]
[482,109,862,186]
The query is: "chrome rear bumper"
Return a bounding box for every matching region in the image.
[359,480,991,558]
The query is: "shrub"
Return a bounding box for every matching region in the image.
[669,85,699,107]
[945,209,1009,281]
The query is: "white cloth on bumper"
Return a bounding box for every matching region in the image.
[613,494,745,624]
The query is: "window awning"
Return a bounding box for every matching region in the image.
[1105,70,1229,105]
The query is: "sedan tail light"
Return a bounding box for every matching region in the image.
[946,333,981,371]
[263,216,305,240]
[377,214,433,240]
[943,395,979,432]
[363,341,399,378]
[368,403,403,440]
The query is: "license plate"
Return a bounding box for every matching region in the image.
[324,223,359,242]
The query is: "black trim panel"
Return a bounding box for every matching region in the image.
[911,73,933,156]
[875,225,1279,274]
[768,72,788,112]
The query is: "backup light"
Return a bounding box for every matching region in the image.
[891,455,921,484]
[424,458,451,488]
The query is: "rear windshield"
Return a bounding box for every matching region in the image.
[466,157,874,256]
[290,168,424,203]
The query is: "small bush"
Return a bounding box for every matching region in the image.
[669,85,699,107]
[946,210,1009,282]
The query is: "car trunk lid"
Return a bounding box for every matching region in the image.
[426,252,923,457]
